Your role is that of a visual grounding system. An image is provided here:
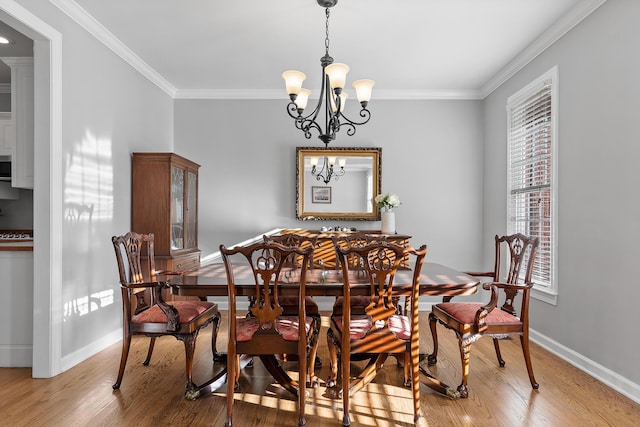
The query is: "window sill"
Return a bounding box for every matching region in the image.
[532,286,558,305]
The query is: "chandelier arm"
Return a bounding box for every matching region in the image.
[297,117,320,140]
[336,108,372,127]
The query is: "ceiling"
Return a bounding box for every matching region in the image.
[1,0,600,99]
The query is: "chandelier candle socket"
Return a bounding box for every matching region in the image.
[282,0,374,146]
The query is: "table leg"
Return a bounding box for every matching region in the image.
[419,363,460,399]
[259,355,299,397]
[184,354,254,400]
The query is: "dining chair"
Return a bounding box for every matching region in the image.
[111,231,221,394]
[263,233,322,371]
[331,232,386,316]
[327,241,428,427]
[220,241,317,427]
[428,233,540,398]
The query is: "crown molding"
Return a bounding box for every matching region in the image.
[51,0,606,102]
[174,88,484,101]
[481,0,607,98]
[50,0,177,97]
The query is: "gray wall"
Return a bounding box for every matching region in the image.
[174,99,485,278]
[3,0,175,362]
[483,0,639,387]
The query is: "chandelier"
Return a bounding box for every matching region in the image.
[310,155,345,184]
[282,0,374,147]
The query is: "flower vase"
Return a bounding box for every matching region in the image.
[381,209,396,234]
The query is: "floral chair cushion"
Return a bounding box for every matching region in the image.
[434,302,520,325]
[235,315,316,342]
[132,301,215,324]
[332,314,411,340]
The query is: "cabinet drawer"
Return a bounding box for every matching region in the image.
[154,252,201,273]
[167,252,200,272]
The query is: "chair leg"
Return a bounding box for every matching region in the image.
[226,348,237,427]
[298,337,307,427]
[181,334,198,393]
[212,312,224,363]
[457,336,471,398]
[235,355,241,385]
[493,338,505,367]
[403,352,411,388]
[326,328,339,388]
[427,313,439,365]
[411,343,425,426]
[341,340,351,427]
[142,337,156,366]
[112,335,132,390]
[520,334,539,389]
[307,317,321,388]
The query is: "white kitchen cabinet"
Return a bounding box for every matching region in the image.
[0,112,13,156]
[0,250,34,367]
[0,57,34,189]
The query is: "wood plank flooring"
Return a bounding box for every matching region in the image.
[1,312,639,426]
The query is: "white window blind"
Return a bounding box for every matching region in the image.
[507,67,557,301]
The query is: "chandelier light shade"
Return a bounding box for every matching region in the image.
[283,0,374,147]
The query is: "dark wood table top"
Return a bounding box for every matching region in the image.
[168,262,479,298]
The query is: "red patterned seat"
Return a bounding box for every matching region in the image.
[235,315,316,342]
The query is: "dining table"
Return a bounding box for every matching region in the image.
[168,261,479,400]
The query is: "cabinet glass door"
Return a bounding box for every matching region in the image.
[185,170,197,249]
[171,166,185,250]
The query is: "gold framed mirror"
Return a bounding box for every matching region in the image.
[296,147,381,220]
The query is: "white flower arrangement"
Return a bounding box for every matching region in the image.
[375,193,401,210]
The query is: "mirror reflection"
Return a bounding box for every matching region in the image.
[296,147,381,220]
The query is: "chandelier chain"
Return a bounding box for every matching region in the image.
[325,8,330,56]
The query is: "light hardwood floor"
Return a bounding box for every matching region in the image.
[2,312,639,426]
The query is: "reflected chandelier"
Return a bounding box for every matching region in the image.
[282,0,374,147]
[310,155,345,184]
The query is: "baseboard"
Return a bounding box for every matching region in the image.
[529,329,640,404]
[60,329,122,373]
[0,344,33,367]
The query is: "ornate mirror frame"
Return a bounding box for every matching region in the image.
[296,147,381,221]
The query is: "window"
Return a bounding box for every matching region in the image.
[507,66,558,305]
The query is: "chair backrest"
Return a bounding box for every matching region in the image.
[263,233,318,269]
[112,231,157,318]
[492,233,539,315]
[332,232,387,270]
[221,241,312,326]
[336,241,427,323]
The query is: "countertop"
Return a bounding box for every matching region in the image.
[0,229,33,251]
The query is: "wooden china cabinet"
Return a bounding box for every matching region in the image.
[132,152,200,274]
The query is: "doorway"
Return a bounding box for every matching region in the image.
[0,1,62,378]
